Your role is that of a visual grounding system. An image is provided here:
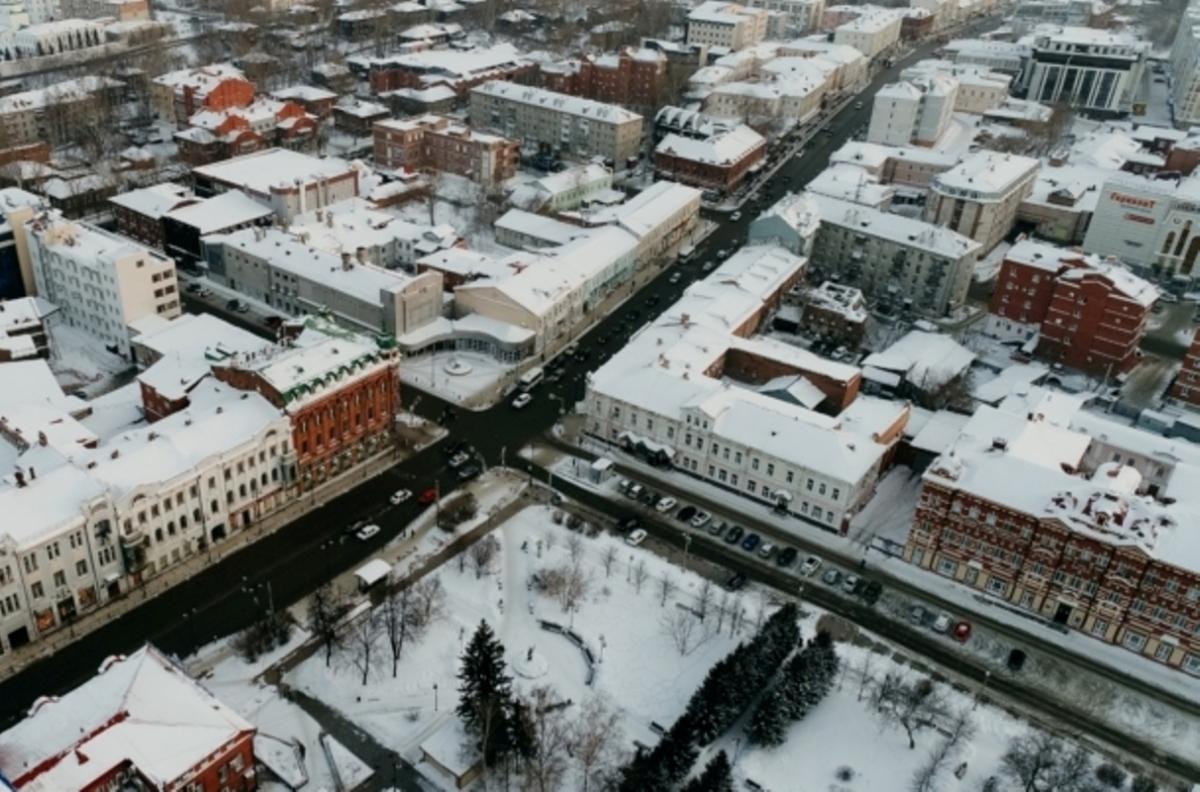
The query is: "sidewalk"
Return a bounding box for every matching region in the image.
[0,420,446,682]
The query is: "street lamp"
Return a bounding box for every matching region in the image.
[433,683,439,712]
[973,670,992,710]
[681,531,692,572]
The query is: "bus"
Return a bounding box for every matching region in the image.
[518,366,544,392]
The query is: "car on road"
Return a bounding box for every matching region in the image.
[842,574,859,594]
[758,542,776,560]
[456,465,481,482]
[725,573,746,591]
[597,335,610,345]
[821,568,842,586]
[390,489,412,505]
[226,298,242,311]
[418,487,438,504]
[908,605,928,625]
[931,613,953,634]
[655,496,677,513]
[448,452,471,469]
[731,211,742,221]
[625,483,644,500]
[952,620,972,642]
[625,528,648,547]
[690,510,712,529]
[799,555,822,577]
[862,580,883,605]
[724,524,744,544]
[676,505,698,522]
[668,272,682,284]
[740,533,761,552]
[563,343,579,357]
[854,101,864,109]
[511,393,533,409]
[709,520,728,537]
[354,524,381,541]
[776,547,798,567]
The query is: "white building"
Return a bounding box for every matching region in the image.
[942,38,1031,75]
[777,38,869,92]
[926,151,1040,254]
[1082,171,1200,278]
[1170,0,1200,127]
[191,149,360,223]
[284,198,460,269]
[580,243,909,528]
[28,214,180,359]
[12,18,104,57]
[867,76,957,147]
[833,9,902,60]
[686,1,771,50]
[1021,26,1147,114]
[901,58,1012,113]
[747,0,824,32]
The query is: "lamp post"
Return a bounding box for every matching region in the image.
[433,682,439,712]
[681,531,692,572]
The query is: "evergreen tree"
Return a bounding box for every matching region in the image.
[683,750,735,792]
[506,698,536,763]
[456,620,514,764]
[747,692,788,747]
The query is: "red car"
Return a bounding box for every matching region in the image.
[418,487,439,505]
[952,621,972,642]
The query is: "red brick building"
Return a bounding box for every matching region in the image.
[654,124,766,194]
[374,115,519,186]
[213,329,401,490]
[109,182,198,249]
[905,405,1200,676]
[152,64,257,127]
[989,239,1158,376]
[175,99,320,166]
[367,44,536,95]
[539,47,669,111]
[0,645,258,790]
[1170,330,1200,407]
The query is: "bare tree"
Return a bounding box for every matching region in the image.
[307,582,344,668]
[410,575,447,632]
[567,533,585,567]
[469,534,501,579]
[658,571,676,607]
[382,585,413,678]
[696,578,714,622]
[1002,733,1066,792]
[632,559,648,594]
[571,695,624,792]
[909,708,976,792]
[729,597,744,637]
[871,674,948,750]
[856,649,877,702]
[347,611,382,686]
[601,545,618,578]
[715,591,730,633]
[661,608,710,656]
[540,563,591,613]
[523,686,573,792]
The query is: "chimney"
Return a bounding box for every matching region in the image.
[29,467,35,480]
[14,470,25,488]
[37,430,47,446]
[991,437,1007,451]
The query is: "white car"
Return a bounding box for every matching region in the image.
[799,555,822,577]
[932,613,953,634]
[731,211,742,221]
[512,393,533,409]
[390,489,412,505]
[355,524,381,541]
[655,496,677,513]
[690,511,712,529]
[625,528,648,547]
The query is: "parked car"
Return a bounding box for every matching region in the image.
[354,524,381,541]
[932,613,953,634]
[724,524,744,544]
[952,621,972,642]
[1007,648,1027,672]
[448,452,471,469]
[741,533,761,552]
[690,511,712,529]
[626,528,648,547]
[655,496,677,513]
[708,520,728,537]
[626,483,644,500]
[908,605,928,625]
[758,543,776,561]
[731,211,742,221]
[842,574,859,594]
[669,272,682,284]
[418,487,438,504]
[799,555,822,577]
[821,568,842,586]
[511,393,533,409]
[390,489,412,505]
[676,505,698,522]
[725,573,746,591]
[776,547,798,567]
[456,465,481,482]
[862,580,883,605]
[638,489,658,506]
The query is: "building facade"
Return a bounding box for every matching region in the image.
[867,76,957,147]
[1081,172,1200,278]
[373,115,520,186]
[833,10,901,60]
[654,124,766,194]
[1022,26,1146,114]
[686,1,770,50]
[925,151,1040,254]
[1170,330,1200,407]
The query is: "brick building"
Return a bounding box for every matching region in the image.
[368,43,536,95]
[373,115,519,186]
[987,238,1158,376]
[176,99,319,166]
[151,64,256,127]
[0,645,257,790]
[654,123,765,194]
[905,404,1200,676]
[539,47,669,111]
[1170,330,1200,407]
[109,183,197,249]
[212,325,401,491]
[791,280,868,349]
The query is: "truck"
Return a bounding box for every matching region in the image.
[354,558,391,593]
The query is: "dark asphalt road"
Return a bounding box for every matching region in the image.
[0,21,1000,728]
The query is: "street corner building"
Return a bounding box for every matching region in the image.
[0,645,256,791]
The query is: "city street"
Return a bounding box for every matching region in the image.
[0,18,1003,726]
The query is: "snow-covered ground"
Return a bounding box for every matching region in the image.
[399,351,517,410]
[47,323,134,397]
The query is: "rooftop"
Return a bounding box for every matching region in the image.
[931,150,1040,198]
[108,183,194,219]
[191,149,355,198]
[815,194,981,259]
[163,190,273,234]
[472,80,642,124]
[656,124,764,165]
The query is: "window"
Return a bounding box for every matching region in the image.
[937,558,958,577]
[1184,654,1200,676]
[1091,618,1109,637]
[31,581,44,599]
[53,571,66,588]
[818,483,826,496]
[986,577,1008,597]
[1123,631,1147,651]
[1154,642,1173,662]
[751,458,760,471]
[75,560,87,576]
[766,463,774,476]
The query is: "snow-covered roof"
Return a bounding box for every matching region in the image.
[971,361,1049,405]
[235,329,393,409]
[0,646,252,791]
[108,183,193,219]
[288,198,459,259]
[163,190,272,234]
[930,150,1040,199]
[862,330,974,390]
[814,194,981,260]
[496,209,588,246]
[373,43,529,82]
[567,180,702,240]
[656,125,764,165]
[192,149,355,199]
[31,217,166,270]
[151,63,245,94]
[533,163,611,195]
[808,163,893,208]
[472,80,642,124]
[334,96,389,117]
[1004,238,1158,305]
[688,0,765,24]
[271,84,338,103]
[133,312,267,365]
[753,190,822,237]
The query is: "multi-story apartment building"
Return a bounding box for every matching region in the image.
[777,39,869,92]
[833,10,902,60]
[0,645,256,792]
[540,48,669,112]
[581,243,909,529]
[901,59,1012,113]
[686,2,770,50]
[150,64,256,127]
[1170,0,1200,127]
[0,187,44,299]
[373,114,519,186]
[0,76,123,147]
[1171,330,1200,407]
[807,193,981,317]
[469,81,644,167]
[212,327,401,492]
[191,148,359,223]
[867,76,957,147]
[942,38,1031,75]
[747,0,825,33]
[367,43,536,95]
[925,150,1040,254]
[654,124,766,194]
[1021,26,1147,114]
[988,238,1158,375]
[11,18,104,57]
[906,403,1200,675]
[27,214,180,359]
[109,183,197,250]
[1082,171,1200,278]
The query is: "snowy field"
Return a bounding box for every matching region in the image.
[400,350,517,410]
[282,504,1161,791]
